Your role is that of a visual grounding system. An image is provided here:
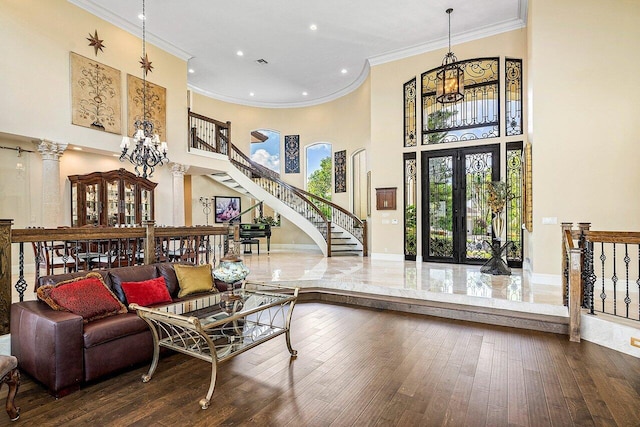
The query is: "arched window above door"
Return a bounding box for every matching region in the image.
[421,57,500,144]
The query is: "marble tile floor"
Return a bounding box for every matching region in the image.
[240,250,568,318]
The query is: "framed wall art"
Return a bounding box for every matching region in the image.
[127,74,166,141]
[70,52,121,134]
[215,196,241,223]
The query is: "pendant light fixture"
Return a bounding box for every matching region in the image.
[436,8,465,104]
[120,0,168,178]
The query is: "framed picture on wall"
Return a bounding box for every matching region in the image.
[215,196,241,223]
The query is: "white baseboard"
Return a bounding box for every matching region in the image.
[370,252,405,261]
[581,315,640,358]
[531,273,561,286]
[268,244,322,253]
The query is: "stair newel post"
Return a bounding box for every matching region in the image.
[362,219,368,257]
[561,222,573,306]
[143,220,156,265]
[568,242,583,342]
[327,220,332,257]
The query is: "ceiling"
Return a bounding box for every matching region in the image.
[70,0,527,108]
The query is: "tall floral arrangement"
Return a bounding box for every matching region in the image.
[487,181,508,214]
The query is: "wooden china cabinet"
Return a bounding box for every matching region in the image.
[69,168,157,227]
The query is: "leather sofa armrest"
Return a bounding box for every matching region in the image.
[11,301,84,396]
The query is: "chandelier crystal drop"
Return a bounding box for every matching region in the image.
[436,8,465,104]
[120,0,168,178]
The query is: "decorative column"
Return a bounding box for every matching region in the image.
[170,163,189,226]
[35,139,67,227]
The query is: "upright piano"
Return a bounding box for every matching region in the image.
[239,223,271,254]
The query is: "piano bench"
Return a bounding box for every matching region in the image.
[241,239,260,255]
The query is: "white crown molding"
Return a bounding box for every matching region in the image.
[68,0,193,61]
[189,62,371,109]
[369,15,527,66]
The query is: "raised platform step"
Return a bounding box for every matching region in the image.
[296,287,569,335]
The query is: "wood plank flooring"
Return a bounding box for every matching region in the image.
[2,302,639,426]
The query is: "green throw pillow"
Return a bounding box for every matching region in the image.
[174,264,215,298]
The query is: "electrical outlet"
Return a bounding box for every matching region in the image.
[631,337,640,348]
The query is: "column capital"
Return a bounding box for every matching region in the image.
[34,139,68,161]
[170,162,189,176]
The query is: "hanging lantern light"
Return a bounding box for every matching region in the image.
[436,8,465,104]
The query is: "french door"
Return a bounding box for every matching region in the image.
[422,144,500,264]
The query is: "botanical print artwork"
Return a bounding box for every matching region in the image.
[127,74,166,141]
[334,150,347,193]
[284,135,300,173]
[70,52,121,134]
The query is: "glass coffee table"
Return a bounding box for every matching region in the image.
[131,281,299,409]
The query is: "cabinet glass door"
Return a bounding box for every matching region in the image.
[140,188,153,222]
[123,181,136,225]
[85,182,101,226]
[106,180,120,226]
[71,183,79,227]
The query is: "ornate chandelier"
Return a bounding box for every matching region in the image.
[436,8,465,104]
[120,0,168,178]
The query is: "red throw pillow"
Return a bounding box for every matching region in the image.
[121,277,172,307]
[37,273,127,323]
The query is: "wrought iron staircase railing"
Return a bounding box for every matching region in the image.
[228,143,334,254]
[296,187,368,257]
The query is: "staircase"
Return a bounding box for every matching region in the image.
[188,110,367,257]
[206,143,367,257]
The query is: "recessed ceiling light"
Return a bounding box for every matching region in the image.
[188,68,194,74]
[237,50,244,56]
[73,147,83,151]
[309,24,317,31]
[302,91,308,96]
[341,68,348,74]
[138,13,145,20]
[249,92,255,97]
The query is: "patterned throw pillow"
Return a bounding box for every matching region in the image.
[37,272,127,323]
[174,264,215,298]
[121,277,172,307]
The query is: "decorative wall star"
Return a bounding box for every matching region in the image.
[140,53,153,75]
[87,30,105,56]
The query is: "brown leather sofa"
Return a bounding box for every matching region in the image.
[10,262,227,397]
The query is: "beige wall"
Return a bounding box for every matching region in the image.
[3,0,639,278]
[528,0,640,275]
[369,30,528,259]
[191,77,372,208]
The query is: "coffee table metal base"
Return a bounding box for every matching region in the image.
[132,283,299,409]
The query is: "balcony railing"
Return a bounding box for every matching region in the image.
[188,109,230,155]
[2,220,238,305]
[562,222,640,341]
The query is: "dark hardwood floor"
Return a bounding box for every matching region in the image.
[2,302,639,426]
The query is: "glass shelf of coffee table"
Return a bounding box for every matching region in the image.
[131,281,299,409]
